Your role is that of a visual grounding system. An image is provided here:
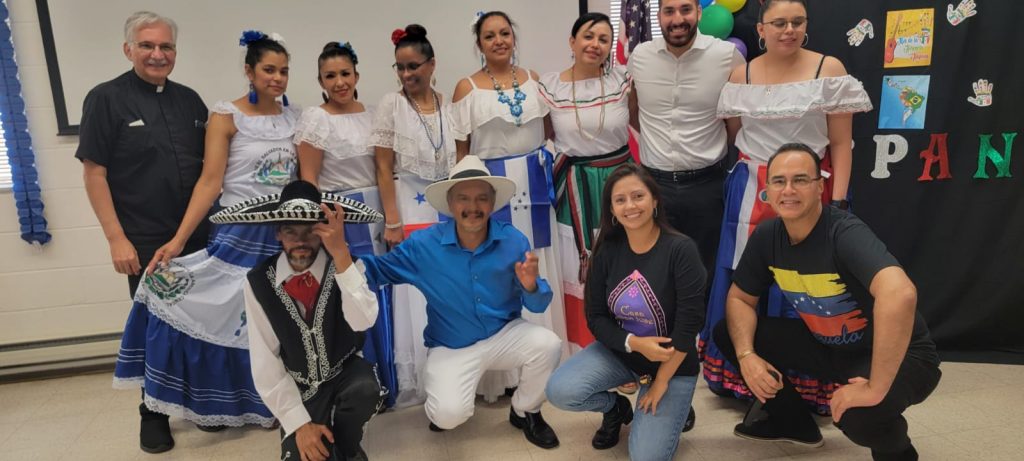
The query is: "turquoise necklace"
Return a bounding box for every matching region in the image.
[483,66,526,127]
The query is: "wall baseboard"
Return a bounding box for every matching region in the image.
[0,332,121,381]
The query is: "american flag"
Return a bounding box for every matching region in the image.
[616,0,652,65]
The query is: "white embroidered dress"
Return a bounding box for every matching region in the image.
[368,91,457,407]
[113,100,300,427]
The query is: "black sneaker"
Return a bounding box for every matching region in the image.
[733,418,823,447]
[592,394,633,450]
[139,404,174,453]
[509,407,559,449]
[428,422,446,432]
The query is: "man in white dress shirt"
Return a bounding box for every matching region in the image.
[627,0,745,279]
[241,181,384,461]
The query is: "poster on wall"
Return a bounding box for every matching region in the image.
[878,75,930,129]
[883,8,934,68]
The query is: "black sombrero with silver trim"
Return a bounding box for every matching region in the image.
[210,180,383,225]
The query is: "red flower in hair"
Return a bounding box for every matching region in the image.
[391,29,407,45]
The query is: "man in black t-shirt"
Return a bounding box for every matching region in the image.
[77,11,208,299]
[712,143,941,461]
[75,11,208,454]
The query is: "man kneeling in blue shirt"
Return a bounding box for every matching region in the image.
[359,156,563,449]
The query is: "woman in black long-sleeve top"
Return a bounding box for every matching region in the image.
[545,163,706,461]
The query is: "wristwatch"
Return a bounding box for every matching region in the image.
[831,199,849,210]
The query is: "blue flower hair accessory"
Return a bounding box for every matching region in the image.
[239,30,266,47]
[471,11,485,28]
[338,41,358,64]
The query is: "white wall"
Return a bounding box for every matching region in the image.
[0,0,584,347]
[1,0,129,345]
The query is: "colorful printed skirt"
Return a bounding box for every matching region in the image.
[553,146,632,348]
[698,153,838,415]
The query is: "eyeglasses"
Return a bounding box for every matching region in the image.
[766,175,822,190]
[134,41,176,54]
[392,59,431,72]
[762,17,808,30]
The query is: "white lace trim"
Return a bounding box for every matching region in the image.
[369,92,456,180]
[293,106,374,160]
[211,100,302,140]
[450,78,549,139]
[717,75,873,120]
[142,394,276,428]
[113,376,144,389]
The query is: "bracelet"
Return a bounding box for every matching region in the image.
[737,350,755,361]
[384,221,403,230]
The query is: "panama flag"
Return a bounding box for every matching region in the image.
[395,175,446,238]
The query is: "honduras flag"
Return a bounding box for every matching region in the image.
[393,147,554,249]
[338,185,397,408]
[483,148,554,249]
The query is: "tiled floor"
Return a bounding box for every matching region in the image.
[1,361,1021,460]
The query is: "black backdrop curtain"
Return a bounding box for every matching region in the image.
[728,0,1024,361]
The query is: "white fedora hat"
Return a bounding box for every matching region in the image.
[424,156,516,217]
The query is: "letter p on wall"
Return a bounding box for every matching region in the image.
[872,135,909,179]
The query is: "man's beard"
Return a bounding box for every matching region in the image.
[664,23,696,48]
[285,246,317,270]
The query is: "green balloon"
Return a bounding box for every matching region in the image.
[698,5,735,40]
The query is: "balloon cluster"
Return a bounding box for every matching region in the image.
[697,0,748,59]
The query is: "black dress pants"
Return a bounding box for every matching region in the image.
[713,318,941,460]
[648,166,724,291]
[280,357,384,460]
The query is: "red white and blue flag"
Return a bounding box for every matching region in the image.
[616,0,652,65]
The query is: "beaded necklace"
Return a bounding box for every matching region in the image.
[403,88,444,160]
[570,65,606,140]
[483,66,527,126]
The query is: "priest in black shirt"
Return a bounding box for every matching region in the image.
[76,11,208,298]
[75,11,208,454]
[546,164,707,460]
[713,143,941,460]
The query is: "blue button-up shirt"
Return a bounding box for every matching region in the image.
[360,218,553,349]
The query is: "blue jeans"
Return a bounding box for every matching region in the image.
[545,342,698,461]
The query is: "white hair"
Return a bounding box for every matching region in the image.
[124,11,178,44]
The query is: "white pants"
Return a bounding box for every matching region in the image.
[423,319,563,430]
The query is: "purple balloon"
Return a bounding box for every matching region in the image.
[727,37,748,59]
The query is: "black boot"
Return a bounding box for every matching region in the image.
[733,395,822,447]
[592,394,633,450]
[682,406,696,433]
[139,403,174,453]
[195,423,227,432]
[509,407,559,449]
[346,446,370,461]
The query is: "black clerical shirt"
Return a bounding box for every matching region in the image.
[75,70,209,247]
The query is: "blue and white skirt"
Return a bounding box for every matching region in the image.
[113,222,279,427]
